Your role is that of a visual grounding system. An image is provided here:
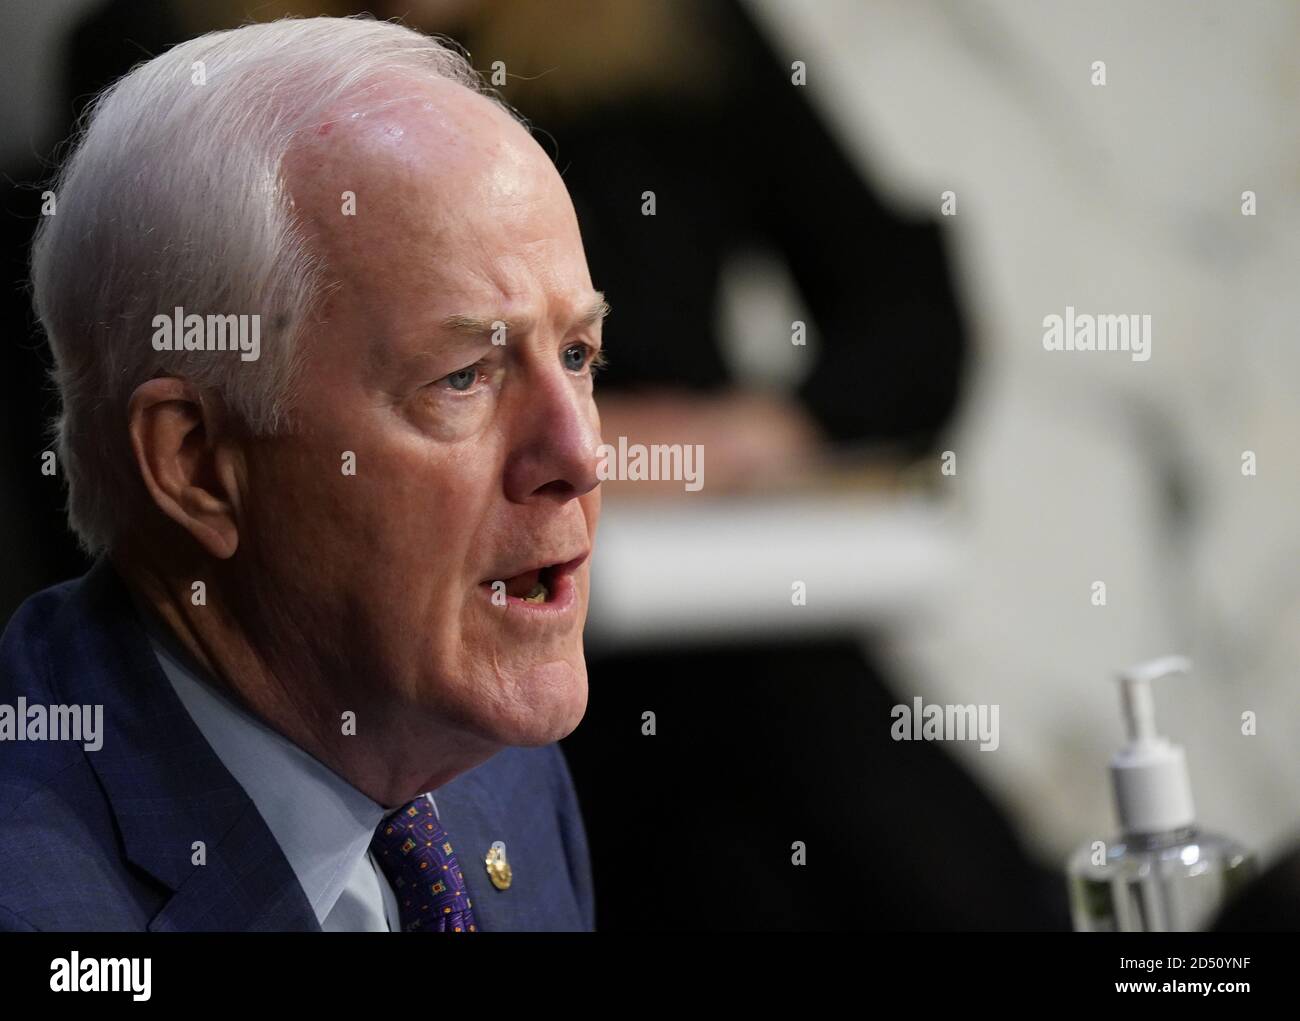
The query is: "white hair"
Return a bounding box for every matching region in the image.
[31,16,514,555]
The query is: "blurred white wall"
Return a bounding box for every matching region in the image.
[746,0,1300,864]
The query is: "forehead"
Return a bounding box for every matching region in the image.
[283,76,591,320]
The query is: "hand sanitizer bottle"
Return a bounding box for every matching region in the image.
[1067,655,1257,931]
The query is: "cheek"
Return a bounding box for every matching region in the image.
[245,441,353,552]
[354,450,496,592]
[252,410,506,624]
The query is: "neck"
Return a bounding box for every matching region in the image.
[110,548,501,808]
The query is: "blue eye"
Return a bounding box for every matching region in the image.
[444,367,478,391]
[565,343,605,373]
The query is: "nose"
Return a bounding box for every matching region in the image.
[502,363,602,504]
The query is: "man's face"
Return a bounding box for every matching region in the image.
[237,79,603,749]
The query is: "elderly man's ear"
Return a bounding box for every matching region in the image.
[127,377,245,560]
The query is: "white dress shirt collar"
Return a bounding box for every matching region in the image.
[139,608,403,928]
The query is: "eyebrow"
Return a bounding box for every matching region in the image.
[439,293,610,337]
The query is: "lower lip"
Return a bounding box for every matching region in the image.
[479,556,585,619]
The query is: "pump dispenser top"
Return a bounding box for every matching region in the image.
[1109,655,1195,835]
[1069,654,1258,931]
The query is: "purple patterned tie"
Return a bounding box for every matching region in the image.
[371,796,479,932]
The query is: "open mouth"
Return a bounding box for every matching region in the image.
[504,566,554,604]
[483,552,588,609]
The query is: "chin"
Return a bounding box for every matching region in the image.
[485,656,590,748]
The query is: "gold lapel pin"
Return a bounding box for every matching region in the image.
[485,840,512,891]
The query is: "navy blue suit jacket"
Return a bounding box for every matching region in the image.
[0,558,595,931]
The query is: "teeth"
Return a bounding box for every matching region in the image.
[521,581,548,603]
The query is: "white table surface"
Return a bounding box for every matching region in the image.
[586,492,958,647]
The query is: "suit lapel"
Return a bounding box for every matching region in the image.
[49,557,318,931]
[431,767,505,930]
